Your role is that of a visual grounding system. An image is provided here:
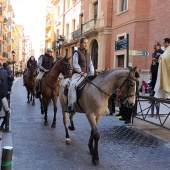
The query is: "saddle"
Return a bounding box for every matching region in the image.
[64,75,97,100]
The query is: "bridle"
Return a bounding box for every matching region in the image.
[116,71,138,104]
[45,61,72,90]
[85,70,138,104]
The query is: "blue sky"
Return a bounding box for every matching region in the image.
[11,0,47,57]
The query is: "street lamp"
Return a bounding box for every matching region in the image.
[57,38,64,55]
[11,50,15,74]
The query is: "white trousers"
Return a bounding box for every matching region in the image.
[36,71,44,86]
[68,73,87,106]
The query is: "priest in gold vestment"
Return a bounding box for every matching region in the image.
[154,38,170,98]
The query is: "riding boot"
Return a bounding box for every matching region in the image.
[64,105,74,113]
[64,98,74,113]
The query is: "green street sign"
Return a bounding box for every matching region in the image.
[115,39,127,51]
[129,50,149,56]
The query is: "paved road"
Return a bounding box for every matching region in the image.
[10,78,170,170]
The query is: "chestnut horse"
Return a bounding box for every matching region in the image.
[39,55,72,128]
[59,67,139,165]
[25,65,38,106]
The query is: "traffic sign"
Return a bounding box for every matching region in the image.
[129,50,149,56]
[115,39,127,51]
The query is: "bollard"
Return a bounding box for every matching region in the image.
[5,111,10,132]
[1,146,13,170]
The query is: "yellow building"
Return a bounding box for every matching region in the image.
[11,23,21,73]
[45,3,54,50]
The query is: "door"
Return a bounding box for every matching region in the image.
[91,40,98,70]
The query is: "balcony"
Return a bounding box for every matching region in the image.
[64,32,74,43]
[82,18,100,35]
[73,28,82,39]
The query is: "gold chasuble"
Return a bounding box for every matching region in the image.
[159,46,170,92]
[154,45,170,98]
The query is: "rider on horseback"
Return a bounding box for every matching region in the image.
[64,37,94,113]
[35,48,54,98]
[23,56,37,86]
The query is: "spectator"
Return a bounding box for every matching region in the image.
[0,63,9,97]
[0,97,10,130]
[150,42,164,95]
[154,38,170,98]
[139,80,148,95]
[3,62,14,92]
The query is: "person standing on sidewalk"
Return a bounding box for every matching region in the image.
[150,42,164,95]
[35,48,54,98]
[154,38,170,98]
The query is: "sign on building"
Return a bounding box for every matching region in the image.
[115,39,127,51]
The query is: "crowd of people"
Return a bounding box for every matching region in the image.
[0,62,13,131]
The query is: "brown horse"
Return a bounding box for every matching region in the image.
[25,65,38,106]
[59,67,139,165]
[39,55,72,128]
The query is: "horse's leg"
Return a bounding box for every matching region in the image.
[63,111,72,145]
[39,96,44,115]
[27,91,30,103]
[88,130,94,155]
[51,96,57,128]
[43,100,49,126]
[32,92,35,106]
[30,94,32,101]
[87,113,100,165]
[68,113,76,131]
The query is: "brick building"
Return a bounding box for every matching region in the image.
[51,0,170,81]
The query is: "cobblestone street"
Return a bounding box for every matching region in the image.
[10,78,170,170]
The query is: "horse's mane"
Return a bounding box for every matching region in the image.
[49,58,63,71]
[92,68,130,88]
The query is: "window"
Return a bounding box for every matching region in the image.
[0,22,2,35]
[67,0,70,9]
[72,19,75,31]
[65,49,68,55]
[0,4,2,15]
[118,0,128,13]
[66,24,69,35]
[94,2,98,19]
[0,41,1,53]
[117,55,124,67]
[57,6,60,17]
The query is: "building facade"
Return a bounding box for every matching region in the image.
[50,0,170,81]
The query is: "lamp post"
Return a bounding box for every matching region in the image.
[57,38,64,55]
[11,50,15,74]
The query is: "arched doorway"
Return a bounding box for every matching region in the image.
[91,40,98,70]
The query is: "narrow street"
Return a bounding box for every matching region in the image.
[10,78,170,170]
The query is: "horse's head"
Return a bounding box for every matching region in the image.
[30,65,38,77]
[118,67,139,108]
[59,55,72,78]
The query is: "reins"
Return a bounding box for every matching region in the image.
[85,71,137,104]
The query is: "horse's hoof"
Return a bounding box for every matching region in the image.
[51,123,56,128]
[66,138,71,145]
[41,111,44,115]
[68,126,75,131]
[44,122,48,126]
[92,158,99,166]
[27,101,30,104]
[32,103,35,106]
